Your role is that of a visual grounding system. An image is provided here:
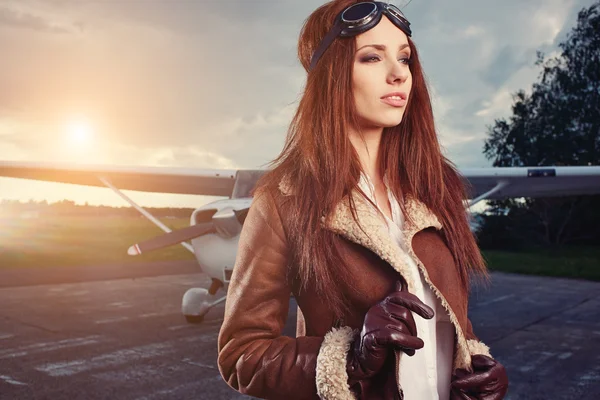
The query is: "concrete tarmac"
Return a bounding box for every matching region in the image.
[0,263,598,399]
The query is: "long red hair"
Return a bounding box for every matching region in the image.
[252,0,489,317]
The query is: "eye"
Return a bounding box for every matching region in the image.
[360,54,381,63]
[399,55,413,65]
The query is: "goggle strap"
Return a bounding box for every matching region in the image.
[308,2,412,72]
[309,22,344,72]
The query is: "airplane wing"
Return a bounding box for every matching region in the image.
[0,160,243,197]
[1,161,599,200]
[462,166,600,204]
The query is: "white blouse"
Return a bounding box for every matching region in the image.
[358,172,455,400]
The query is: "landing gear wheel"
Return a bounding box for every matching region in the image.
[182,288,211,324]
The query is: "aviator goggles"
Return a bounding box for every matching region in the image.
[309,1,412,72]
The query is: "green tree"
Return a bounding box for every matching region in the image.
[481,2,600,248]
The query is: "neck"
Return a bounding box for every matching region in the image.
[348,125,384,184]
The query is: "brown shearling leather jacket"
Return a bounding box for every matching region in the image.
[217,178,494,399]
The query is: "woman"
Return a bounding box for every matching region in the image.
[217,1,509,399]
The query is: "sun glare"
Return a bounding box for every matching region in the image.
[67,118,94,145]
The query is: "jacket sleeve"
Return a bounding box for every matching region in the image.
[465,317,493,358]
[217,189,357,400]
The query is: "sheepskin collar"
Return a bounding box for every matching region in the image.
[277,175,475,372]
[277,175,442,294]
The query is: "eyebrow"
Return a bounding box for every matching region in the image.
[356,43,410,52]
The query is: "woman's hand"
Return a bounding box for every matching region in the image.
[346,279,435,382]
[450,354,509,400]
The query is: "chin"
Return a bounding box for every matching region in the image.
[376,109,405,127]
[377,115,404,128]
[358,110,405,129]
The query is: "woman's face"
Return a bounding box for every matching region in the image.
[352,16,412,130]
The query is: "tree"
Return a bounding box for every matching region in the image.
[481,2,600,248]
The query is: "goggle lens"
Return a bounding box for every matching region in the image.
[309,2,412,71]
[341,2,377,22]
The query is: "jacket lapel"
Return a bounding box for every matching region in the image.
[277,176,442,294]
[277,176,473,371]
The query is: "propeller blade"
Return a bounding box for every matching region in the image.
[128,222,215,255]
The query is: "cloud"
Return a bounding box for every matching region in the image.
[530,2,577,46]
[0,4,76,34]
[474,89,513,118]
[0,100,294,171]
[1,0,598,206]
[457,25,486,39]
[479,45,531,88]
[409,0,597,169]
[0,0,313,154]
[153,147,237,169]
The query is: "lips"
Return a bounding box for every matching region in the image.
[381,92,407,100]
[380,92,408,107]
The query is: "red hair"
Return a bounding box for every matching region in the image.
[253,0,489,317]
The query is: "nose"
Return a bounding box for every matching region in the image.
[387,60,409,85]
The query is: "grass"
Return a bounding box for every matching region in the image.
[482,246,600,281]
[0,216,195,268]
[1,215,598,281]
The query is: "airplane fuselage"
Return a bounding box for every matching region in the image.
[189,198,253,290]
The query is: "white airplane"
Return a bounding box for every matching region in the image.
[1,161,600,322]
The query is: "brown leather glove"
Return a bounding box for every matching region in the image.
[346,279,435,383]
[450,354,509,400]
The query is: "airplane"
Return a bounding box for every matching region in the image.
[1,160,600,323]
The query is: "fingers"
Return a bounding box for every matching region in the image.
[362,278,435,359]
[386,290,435,320]
[452,369,495,390]
[384,301,418,337]
[362,330,417,358]
[378,326,425,355]
[451,359,508,400]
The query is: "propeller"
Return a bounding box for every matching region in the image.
[127,206,250,256]
[128,222,215,255]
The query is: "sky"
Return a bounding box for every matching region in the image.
[0,0,596,209]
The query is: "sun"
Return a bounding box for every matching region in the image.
[66,118,94,145]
